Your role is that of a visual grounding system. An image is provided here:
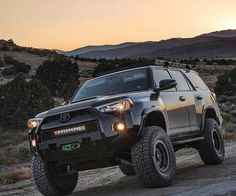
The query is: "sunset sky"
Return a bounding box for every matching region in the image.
[0,0,236,51]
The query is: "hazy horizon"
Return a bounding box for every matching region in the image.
[1,0,236,51]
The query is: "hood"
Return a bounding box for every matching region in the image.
[36,91,151,118]
[35,111,48,118]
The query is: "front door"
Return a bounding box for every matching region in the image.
[153,68,191,137]
[160,91,191,137]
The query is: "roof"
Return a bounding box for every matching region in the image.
[92,64,197,81]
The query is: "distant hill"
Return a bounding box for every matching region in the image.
[66,42,137,56]
[0,39,58,85]
[66,29,236,60]
[198,29,236,38]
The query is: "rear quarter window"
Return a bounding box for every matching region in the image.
[185,72,208,90]
[170,70,191,91]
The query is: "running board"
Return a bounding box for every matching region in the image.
[172,136,205,145]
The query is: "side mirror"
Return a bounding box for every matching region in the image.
[154,79,177,93]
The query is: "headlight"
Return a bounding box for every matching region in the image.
[27,118,42,129]
[96,98,133,113]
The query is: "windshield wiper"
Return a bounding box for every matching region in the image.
[72,96,100,103]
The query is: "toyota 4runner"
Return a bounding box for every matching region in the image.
[27,65,224,195]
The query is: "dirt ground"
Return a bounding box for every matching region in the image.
[0,140,236,196]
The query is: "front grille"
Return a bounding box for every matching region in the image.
[40,121,99,141]
[43,109,91,124]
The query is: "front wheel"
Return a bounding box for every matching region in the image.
[32,155,78,196]
[131,126,176,188]
[198,118,225,165]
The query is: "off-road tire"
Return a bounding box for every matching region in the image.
[119,164,135,176]
[131,126,176,187]
[32,155,78,196]
[198,118,225,165]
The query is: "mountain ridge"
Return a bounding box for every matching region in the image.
[66,29,236,59]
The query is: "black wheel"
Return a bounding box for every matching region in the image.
[119,164,135,176]
[32,155,78,196]
[198,118,225,165]
[131,126,176,188]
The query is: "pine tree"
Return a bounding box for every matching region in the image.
[35,56,79,99]
[0,74,54,128]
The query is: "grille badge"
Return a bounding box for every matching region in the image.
[60,112,71,123]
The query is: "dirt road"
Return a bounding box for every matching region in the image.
[1,140,236,196]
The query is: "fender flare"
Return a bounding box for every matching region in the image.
[201,104,221,130]
[138,106,170,137]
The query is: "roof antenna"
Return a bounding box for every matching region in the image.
[163,61,170,69]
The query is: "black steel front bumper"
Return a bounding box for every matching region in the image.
[29,107,142,169]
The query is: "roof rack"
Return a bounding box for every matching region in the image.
[155,58,192,72]
[95,63,152,77]
[95,59,194,77]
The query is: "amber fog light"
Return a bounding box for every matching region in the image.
[31,139,36,147]
[113,122,126,133]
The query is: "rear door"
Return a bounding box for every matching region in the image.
[167,70,194,136]
[184,71,210,130]
[153,69,191,137]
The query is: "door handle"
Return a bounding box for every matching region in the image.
[196,95,203,100]
[179,96,186,102]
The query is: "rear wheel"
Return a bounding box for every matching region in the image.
[119,164,135,176]
[131,126,176,187]
[32,155,78,196]
[198,118,225,165]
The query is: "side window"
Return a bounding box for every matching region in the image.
[153,69,171,87]
[170,70,190,91]
[185,72,208,90]
[153,69,176,91]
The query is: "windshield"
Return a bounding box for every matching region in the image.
[72,68,148,102]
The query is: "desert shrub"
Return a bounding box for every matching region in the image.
[35,56,80,100]
[3,54,14,65]
[0,146,20,165]
[12,46,22,52]
[215,68,236,96]
[24,47,57,57]
[93,63,117,77]
[0,39,15,51]
[92,58,153,77]
[1,67,18,75]
[0,45,9,51]
[221,112,231,122]
[0,59,4,67]
[0,169,31,185]
[62,75,79,101]
[0,154,8,165]
[179,59,198,65]
[0,127,27,148]
[212,59,236,65]
[18,142,30,160]
[14,62,31,74]
[0,74,54,128]
[3,55,31,75]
